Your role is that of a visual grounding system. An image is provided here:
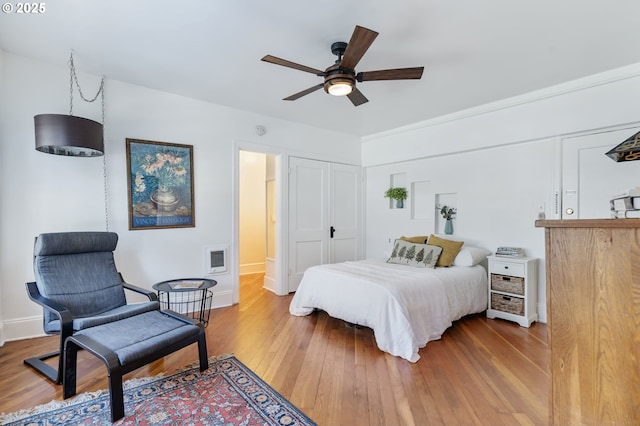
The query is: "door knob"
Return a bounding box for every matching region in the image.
[565,208,574,215]
[330,226,335,238]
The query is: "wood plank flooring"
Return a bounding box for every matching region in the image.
[0,273,548,425]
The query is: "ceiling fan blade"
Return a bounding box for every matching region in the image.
[340,26,379,70]
[283,83,324,101]
[347,88,368,106]
[261,55,325,75]
[357,67,424,82]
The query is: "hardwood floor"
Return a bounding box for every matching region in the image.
[0,274,548,425]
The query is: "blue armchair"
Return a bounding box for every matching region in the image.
[25,232,166,383]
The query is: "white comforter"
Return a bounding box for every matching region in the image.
[289,259,488,362]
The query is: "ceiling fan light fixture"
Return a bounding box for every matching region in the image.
[327,80,354,96]
[324,66,356,97]
[263,25,422,106]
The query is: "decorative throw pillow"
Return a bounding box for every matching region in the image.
[453,246,491,267]
[399,235,429,244]
[427,234,464,267]
[387,239,442,268]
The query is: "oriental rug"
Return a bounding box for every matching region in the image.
[0,354,316,425]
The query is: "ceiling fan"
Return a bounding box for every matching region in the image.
[261,25,424,107]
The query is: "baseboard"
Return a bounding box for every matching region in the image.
[239,262,265,275]
[210,289,233,309]
[2,315,46,343]
[262,275,277,294]
[537,302,547,323]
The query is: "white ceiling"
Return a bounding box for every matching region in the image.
[2,0,640,137]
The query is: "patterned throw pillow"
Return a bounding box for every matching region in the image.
[387,239,443,268]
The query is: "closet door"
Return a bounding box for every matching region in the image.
[329,163,361,263]
[288,158,329,292]
[288,157,361,292]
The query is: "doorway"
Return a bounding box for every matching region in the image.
[238,149,279,302]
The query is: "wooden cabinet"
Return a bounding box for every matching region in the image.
[486,255,537,327]
[536,219,640,426]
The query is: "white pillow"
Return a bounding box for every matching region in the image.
[453,246,491,267]
[387,239,442,268]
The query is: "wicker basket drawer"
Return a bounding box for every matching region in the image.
[491,274,524,295]
[491,293,524,316]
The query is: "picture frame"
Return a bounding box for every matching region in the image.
[126,138,195,230]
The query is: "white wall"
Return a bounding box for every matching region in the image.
[0,52,360,344]
[362,63,640,166]
[366,140,555,320]
[363,63,640,323]
[0,49,5,343]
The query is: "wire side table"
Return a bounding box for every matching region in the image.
[152,278,217,327]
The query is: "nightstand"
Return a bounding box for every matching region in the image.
[486,255,537,327]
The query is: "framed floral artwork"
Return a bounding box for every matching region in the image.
[126,138,195,230]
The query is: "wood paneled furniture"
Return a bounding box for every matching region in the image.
[535,219,640,425]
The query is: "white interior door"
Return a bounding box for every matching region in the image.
[562,127,640,219]
[288,158,361,292]
[329,163,361,263]
[288,158,329,292]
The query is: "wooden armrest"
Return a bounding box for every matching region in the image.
[118,272,158,301]
[25,281,74,325]
[123,282,158,302]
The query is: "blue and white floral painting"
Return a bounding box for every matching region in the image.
[126,139,195,229]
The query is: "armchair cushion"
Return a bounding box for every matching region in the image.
[75,311,202,365]
[36,252,127,320]
[34,231,118,256]
[32,232,136,330]
[44,301,160,333]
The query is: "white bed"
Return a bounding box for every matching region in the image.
[289,258,488,362]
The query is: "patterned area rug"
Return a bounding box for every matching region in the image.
[1,354,316,425]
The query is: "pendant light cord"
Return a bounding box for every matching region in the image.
[101,81,109,232]
[68,52,109,231]
[69,53,104,115]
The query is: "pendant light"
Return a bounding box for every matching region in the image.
[605,130,640,162]
[34,53,105,157]
[34,53,111,232]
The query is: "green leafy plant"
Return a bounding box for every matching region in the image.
[384,187,408,200]
[437,204,457,220]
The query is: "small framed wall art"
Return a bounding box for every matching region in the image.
[126,138,195,230]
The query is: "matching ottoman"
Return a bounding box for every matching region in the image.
[63,310,208,422]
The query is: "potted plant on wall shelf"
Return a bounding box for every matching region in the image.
[385,187,408,208]
[437,204,457,234]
